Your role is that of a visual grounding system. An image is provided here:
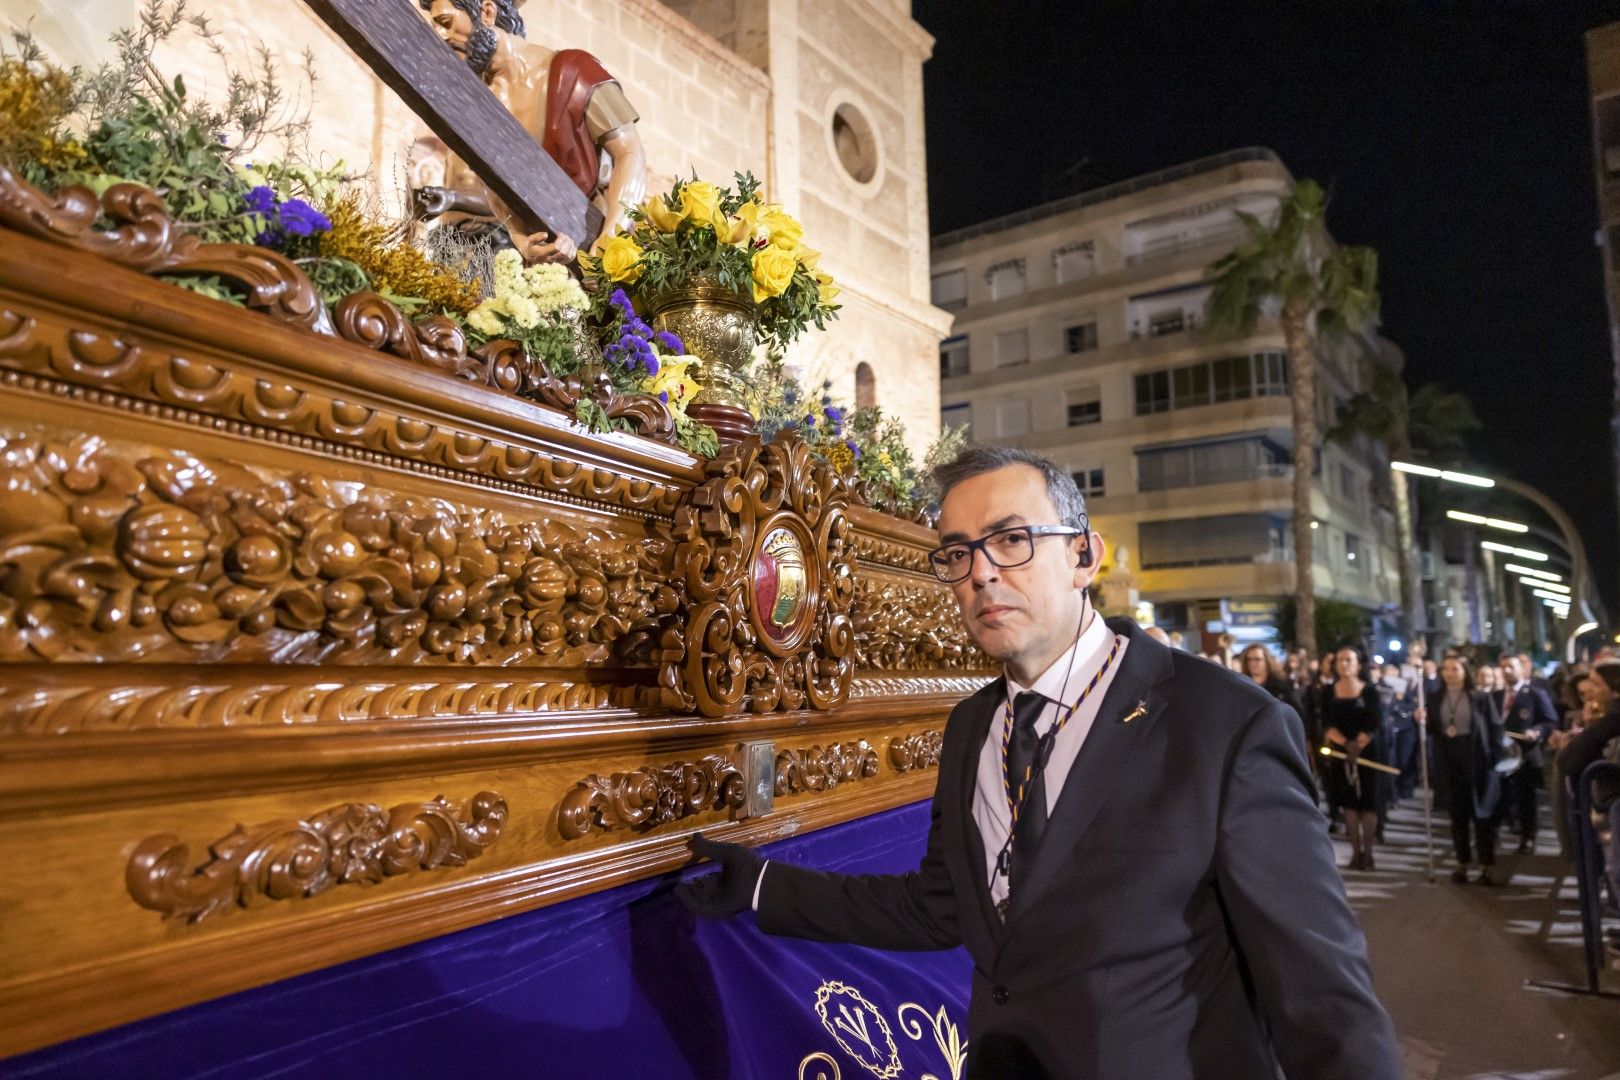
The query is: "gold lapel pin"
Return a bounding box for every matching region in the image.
[1122,699,1149,724]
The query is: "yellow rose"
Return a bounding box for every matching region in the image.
[794,246,821,269]
[598,234,644,284]
[679,180,722,226]
[751,242,799,302]
[643,195,683,233]
[814,269,840,306]
[760,207,804,247]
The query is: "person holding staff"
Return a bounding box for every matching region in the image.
[1420,655,1503,884]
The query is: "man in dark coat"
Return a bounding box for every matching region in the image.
[1499,655,1561,853]
[680,447,1400,1080]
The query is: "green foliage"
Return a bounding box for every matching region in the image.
[674,413,720,459]
[1207,179,1380,338]
[743,357,961,514]
[1279,597,1368,651]
[1406,383,1481,462]
[159,273,246,306]
[299,257,369,308]
[573,398,631,436]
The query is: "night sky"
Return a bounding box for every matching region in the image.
[914,0,1620,616]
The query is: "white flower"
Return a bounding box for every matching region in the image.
[492,248,525,299]
[467,303,505,337]
[504,294,541,329]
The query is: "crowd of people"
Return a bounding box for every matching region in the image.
[1214,637,1620,903]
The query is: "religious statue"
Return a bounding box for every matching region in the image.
[412,0,646,263]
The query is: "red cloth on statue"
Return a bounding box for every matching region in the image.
[544,49,617,198]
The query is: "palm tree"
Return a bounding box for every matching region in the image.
[1330,365,1480,638]
[1206,179,1379,656]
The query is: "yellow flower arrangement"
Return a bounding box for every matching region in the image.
[580,172,840,358]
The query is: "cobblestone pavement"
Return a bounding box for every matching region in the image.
[1337,795,1620,1079]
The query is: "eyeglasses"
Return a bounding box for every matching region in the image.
[927,525,1083,583]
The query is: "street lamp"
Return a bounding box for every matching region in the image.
[1392,461,1495,487]
[1446,510,1530,534]
[1480,540,1550,562]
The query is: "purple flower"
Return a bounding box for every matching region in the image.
[653,330,684,355]
[644,353,660,376]
[244,185,277,213]
[627,316,651,338]
[609,289,635,318]
[846,440,861,459]
[824,406,844,425]
[279,197,331,237]
[804,413,816,427]
[659,390,670,403]
[784,384,799,406]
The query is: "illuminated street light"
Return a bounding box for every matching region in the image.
[1445,510,1530,534]
[1530,581,1571,594]
[1480,540,1549,561]
[1533,589,1570,602]
[1394,461,1498,487]
[1505,563,1562,582]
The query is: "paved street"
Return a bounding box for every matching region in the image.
[1345,798,1620,1079]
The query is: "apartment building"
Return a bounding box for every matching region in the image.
[930,148,1401,648]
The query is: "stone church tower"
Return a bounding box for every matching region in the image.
[3,0,951,449]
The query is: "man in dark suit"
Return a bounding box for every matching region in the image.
[680,447,1400,1079]
[1498,655,1560,853]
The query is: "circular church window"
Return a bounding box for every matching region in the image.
[830,102,879,186]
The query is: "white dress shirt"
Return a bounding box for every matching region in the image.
[975,612,1128,907]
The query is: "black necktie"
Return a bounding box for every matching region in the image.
[1007,691,1050,891]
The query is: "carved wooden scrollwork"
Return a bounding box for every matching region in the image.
[659,432,856,716]
[556,754,744,839]
[852,533,933,575]
[332,291,484,381]
[0,676,656,735]
[887,730,944,773]
[0,168,322,328]
[0,431,675,666]
[852,576,986,671]
[851,675,994,700]
[774,740,879,796]
[125,790,507,924]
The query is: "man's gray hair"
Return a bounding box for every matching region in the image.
[930,445,1088,531]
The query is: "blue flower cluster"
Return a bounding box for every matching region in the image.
[799,384,860,460]
[603,288,683,377]
[245,185,331,250]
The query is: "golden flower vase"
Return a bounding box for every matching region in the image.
[646,279,757,412]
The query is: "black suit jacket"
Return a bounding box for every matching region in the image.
[1502,682,1559,769]
[758,618,1399,1079]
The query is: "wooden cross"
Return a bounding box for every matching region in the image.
[302,0,603,248]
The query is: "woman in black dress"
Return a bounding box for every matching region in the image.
[1420,655,1503,885]
[1324,646,1386,870]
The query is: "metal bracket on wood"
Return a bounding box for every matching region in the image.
[738,740,775,819]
